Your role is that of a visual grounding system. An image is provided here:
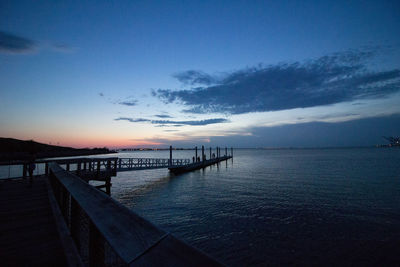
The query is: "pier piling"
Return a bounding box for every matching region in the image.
[169,145,172,166]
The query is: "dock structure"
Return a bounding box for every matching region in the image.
[168,155,232,174]
[0,146,232,266]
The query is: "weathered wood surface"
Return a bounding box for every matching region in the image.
[0,177,68,266]
[50,163,222,266]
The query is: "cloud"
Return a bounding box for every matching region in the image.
[119,99,138,106]
[173,70,217,86]
[50,43,76,53]
[114,117,229,126]
[154,49,400,114]
[154,114,173,118]
[0,31,36,53]
[115,117,149,123]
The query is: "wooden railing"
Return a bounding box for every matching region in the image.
[48,162,221,266]
[0,157,192,179]
[117,158,191,171]
[0,157,118,179]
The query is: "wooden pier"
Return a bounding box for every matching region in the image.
[0,146,232,266]
[0,176,69,266]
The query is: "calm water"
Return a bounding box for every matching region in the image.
[109,148,400,266]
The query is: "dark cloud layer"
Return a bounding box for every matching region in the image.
[114,117,228,126]
[154,114,173,118]
[209,114,400,148]
[119,100,138,106]
[173,70,216,86]
[0,31,36,53]
[155,50,400,114]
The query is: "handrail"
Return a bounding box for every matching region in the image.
[0,157,119,166]
[48,162,221,266]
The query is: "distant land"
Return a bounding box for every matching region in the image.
[0,138,115,162]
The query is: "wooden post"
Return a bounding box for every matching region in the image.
[225,147,227,157]
[89,221,104,266]
[105,177,111,195]
[45,162,49,176]
[77,162,81,176]
[169,145,172,166]
[23,164,27,179]
[202,146,204,161]
[113,159,118,175]
[195,146,198,162]
[209,147,212,160]
[66,163,70,171]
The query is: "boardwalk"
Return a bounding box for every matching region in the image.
[0,147,232,266]
[0,177,68,266]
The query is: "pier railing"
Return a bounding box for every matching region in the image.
[48,162,220,266]
[0,157,118,179]
[0,157,193,179]
[117,158,191,171]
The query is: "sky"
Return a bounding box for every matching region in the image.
[1,0,400,148]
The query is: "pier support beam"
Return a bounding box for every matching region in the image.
[169,146,172,166]
[195,146,198,162]
[209,147,212,160]
[202,146,205,161]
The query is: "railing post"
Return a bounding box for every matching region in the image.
[169,145,172,166]
[89,221,104,267]
[210,147,212,160]
[45,162,49,176]
[195,146,198,162]
[66,163,70,171]
[107,160,111,171]
[225,147,227,157]
[77,162,81,176]
[202,145,205,162]
[23,164,27,179]
[114,159,118,175]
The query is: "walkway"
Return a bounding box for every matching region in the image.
[0,177,67,266]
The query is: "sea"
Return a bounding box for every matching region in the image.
[2,147,400,265]
[109,148,400,266]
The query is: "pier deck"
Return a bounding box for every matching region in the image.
[0,177,68,266]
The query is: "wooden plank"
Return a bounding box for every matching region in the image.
[130,235,222,266]
[0,177,68,266]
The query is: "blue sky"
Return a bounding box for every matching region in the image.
[1,0,400,148]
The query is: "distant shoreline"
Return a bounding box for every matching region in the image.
[0,137,116,163]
